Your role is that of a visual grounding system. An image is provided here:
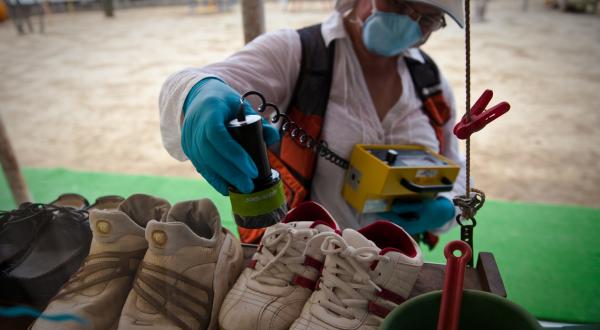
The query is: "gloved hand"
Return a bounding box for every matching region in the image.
[377,197,455,235]
[181,77,280,195]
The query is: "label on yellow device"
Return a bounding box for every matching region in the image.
[229,181,286,217]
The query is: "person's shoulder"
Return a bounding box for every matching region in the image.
[250,28,301,47]
[243,29,302,56]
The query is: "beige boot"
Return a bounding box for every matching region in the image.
[117,199,244,330]
[290,221,423,330]
[31,194,170,330]
[218,201,340,330]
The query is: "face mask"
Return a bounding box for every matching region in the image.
[361,1,423,57]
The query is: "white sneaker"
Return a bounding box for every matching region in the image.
[289,221,423,330]
[218,201,340,330]
[117,199,244,330]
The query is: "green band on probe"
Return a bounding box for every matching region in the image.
[229,181,286,217]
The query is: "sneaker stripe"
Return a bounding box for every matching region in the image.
[367,301,391,318]
[366,287,406,318]
[292,275,316,290]
[54,249,146,300]
[302,255,323,271]
[133,282,199,330]
[376,287,406,304]
[247,259,257,269]
[133,262,212,330]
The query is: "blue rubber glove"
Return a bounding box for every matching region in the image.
[377,197,455,235]
[181,78,280,195]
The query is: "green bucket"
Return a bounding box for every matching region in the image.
[381,290,540,330]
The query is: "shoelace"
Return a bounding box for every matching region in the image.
[0,203,88,229]
[251,224,317,287]
[0,203,50,228]
[318,236,390,320]
[52,205,89,224]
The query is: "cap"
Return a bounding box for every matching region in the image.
[409,0,465,27]
[336,0,465,28]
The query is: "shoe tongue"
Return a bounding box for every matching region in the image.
[342,229,379,250]
[165,199,220,240]
[118,194,171,227]
[282,201,339,232]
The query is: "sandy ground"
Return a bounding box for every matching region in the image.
[0,0,599,207]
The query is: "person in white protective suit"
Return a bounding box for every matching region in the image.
[159,0,468,243]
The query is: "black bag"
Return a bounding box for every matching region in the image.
[0,202,92,309]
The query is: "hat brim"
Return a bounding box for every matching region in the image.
[407,0,465,28]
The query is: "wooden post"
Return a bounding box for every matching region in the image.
[474,0,490,22]
[240,0,265,44]
[0,115,32,205]
[101,0,113,17]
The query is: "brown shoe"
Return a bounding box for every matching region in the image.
[87,195,125,211]
[50,193,89,210]
[31,194,170,330]
[117,199,244,330]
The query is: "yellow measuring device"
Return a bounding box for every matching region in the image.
[342,144,460,213]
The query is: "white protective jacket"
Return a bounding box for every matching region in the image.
[159,11,466,231]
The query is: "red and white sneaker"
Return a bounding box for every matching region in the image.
[218,202,340,330]
[289,221,423,330]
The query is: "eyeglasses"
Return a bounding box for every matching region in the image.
[387,0,447,32]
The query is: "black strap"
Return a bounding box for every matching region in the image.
[293,30,440,117]
[405,50,443,100]
[290,24,336,119]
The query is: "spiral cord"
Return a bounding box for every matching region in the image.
[240,91,350,169]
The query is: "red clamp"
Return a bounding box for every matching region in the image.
[453,90,510,140]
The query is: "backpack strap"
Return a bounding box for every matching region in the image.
[272,24,336,200]
[406,50,442,99]
[291,24,336,118]
[405,50,452,153]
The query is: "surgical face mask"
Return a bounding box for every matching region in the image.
[361,1,423,57]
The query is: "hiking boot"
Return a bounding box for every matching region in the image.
[87,195,125,211]
[0,203,53,275]
[289,221,423,330]
[218,201,340,330]
[117,199,244,330]
[31,194,170,330]
[51,193,90,209]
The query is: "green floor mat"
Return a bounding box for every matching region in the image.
[1,167,599,323]
[0,167,236,233]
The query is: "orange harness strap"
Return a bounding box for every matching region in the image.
[422,92,452,153]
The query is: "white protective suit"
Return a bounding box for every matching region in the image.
[159,11,466,231]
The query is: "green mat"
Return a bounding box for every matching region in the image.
[1,167,599,324]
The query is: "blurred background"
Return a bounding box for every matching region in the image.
[0,0,599,325]
[1,0,599,207]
